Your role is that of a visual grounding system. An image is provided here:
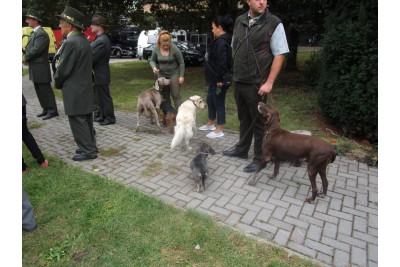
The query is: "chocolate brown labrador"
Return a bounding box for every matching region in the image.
[248,103,336,204]
[135,82,163,133]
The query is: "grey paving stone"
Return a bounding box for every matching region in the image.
[225,203,247,215]
[299,214,324,228]
[353,230,378,245]
[354,216,367,233]
[307,224,322,241]
[214,195,230,207]
[186,199,202,209]
[338,219,353,236]
[305,239,334,256]
[274,229,290,246]
[236,223,261,235]
[328,209,354,222]
[199,197,217,209]
[337,234,366,249]
[269,218,294,232]
[272,207,287,220]
[334,249,350,267]
[368,243,378,263]
[287,204,302,218]
[290,226,307,244]
[321,236,350,251]
[285,216,309,230]
[256,208,273,222]
[314,211,339,224]
[323,222,338,239]
[287,241,317,259]
[316,252,333,266]
[352,245,367,267]
[230,194,245,205]
[225,212,242,227]
[209,205,231,217]
[241,210,258,224]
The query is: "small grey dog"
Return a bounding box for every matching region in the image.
[190,143,216,192]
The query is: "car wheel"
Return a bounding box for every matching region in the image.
[115,50,122,58]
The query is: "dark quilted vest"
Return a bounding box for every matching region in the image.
[232,10,281,84]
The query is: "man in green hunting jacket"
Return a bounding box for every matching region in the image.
[54,6,98,161]
[23,10,58,120]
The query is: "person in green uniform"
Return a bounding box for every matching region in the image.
[23,9,58,120]
[54,6,98,161]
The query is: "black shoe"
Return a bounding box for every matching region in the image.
[42,111,59,120]
[94,117,104,123]
[72,153,97,161]
[23,224,37,232]
[37,111,47,117]
[76,148,98,154]
[223,150,248,159]
[99,119,115,126]
[243,163,257,173]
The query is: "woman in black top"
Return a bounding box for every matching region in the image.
[199,15,234,138]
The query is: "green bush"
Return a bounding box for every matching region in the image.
[317,1,377,143]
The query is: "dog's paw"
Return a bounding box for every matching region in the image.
[317,189,327,198]
[248,179,256,186]
[305,197,315,204]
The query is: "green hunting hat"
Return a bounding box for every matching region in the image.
[91,14,109,28]
[56,6,86,30]
[25,9,42,22]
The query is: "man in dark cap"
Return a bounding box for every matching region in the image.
[90,14,116,125]
[23,10,59,120]
[54,6,98,161]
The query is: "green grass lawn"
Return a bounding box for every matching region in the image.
[22,148,317,266]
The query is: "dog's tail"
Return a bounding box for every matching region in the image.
[171,125,185,149]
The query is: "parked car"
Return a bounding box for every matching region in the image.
[175,41,204,65]
[144,41,204,65]
[111,43,135,58]
[137,29,160,60]
[143,44,155,60]
[109,25,140,57]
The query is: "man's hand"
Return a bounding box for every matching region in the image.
[179,76,184,85]
[258,81,273,95]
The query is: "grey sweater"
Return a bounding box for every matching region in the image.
[149,44,185,78]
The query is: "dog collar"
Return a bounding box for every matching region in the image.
[188,98,201,108]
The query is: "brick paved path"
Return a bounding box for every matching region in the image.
[23,75,378,267]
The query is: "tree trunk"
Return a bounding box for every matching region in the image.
[285,27,299,71]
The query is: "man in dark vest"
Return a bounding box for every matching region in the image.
[90,14,116,125]
[223,0,289,173]
[54,6,98,161]
[23,10,59,120]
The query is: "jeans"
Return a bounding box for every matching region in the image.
[206,84,228,125]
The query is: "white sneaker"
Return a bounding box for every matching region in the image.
[199,125,216,131]
[206,131,224,138]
